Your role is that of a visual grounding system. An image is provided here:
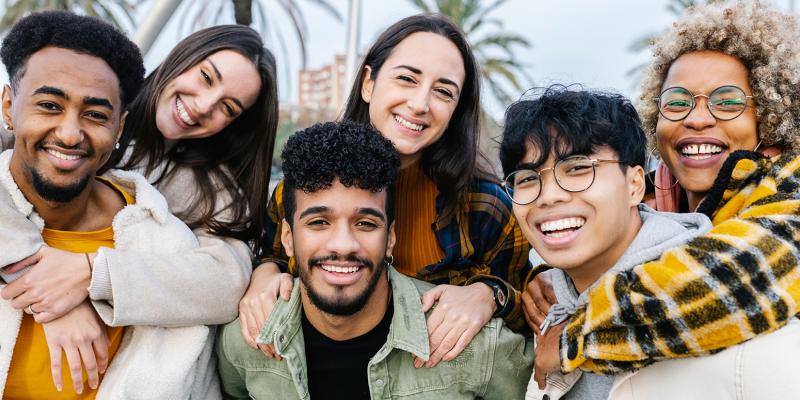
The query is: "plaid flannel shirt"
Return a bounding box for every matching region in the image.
[561,150,800,373]
[259,179,533,332]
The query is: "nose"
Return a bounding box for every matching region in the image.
[194,90,221,117]
[53,112,83,147]
[534,169,571,208]
[683,96,716,131]
[324,221,362,256]
[407,87,431,114]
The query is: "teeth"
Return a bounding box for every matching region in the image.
[46,149,81,161]
[681,144,723,156]
[175,97,197,126]
[394,115,424,131]
[320,265,360,273]
[539,217,586,234]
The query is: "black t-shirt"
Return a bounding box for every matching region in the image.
[302,303,394,400]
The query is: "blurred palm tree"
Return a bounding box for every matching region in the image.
[183,0,341,68]
[0,0,140,32]
[409,0,532,107]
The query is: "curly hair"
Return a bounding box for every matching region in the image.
[638,1,800,150]
[282,120,401,226]
[0,10,144,108]
[501,85,646,176]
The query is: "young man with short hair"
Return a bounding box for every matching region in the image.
[0,11,220,398]
[217,120,533,400]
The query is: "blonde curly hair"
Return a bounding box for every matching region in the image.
[638,1,800,150]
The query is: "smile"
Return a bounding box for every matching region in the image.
[45,149,82,161]
[175,97,198,126]
[538,217,586,238]
[680,143,724,160]
[394,114,424,131]
[320,264,361,273]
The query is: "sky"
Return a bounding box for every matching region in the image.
[1,0,796,117]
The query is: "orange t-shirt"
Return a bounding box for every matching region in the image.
[4,178,133,399]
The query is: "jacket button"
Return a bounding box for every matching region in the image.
[543,395,550,400]
[279,334,285,343]
[567,340,578,360]
[375,379,384,387]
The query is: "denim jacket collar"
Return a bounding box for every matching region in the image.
[257,266,432,362]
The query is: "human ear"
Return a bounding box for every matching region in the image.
[360,66,374,104]
[280,219,294,258]
[627,165,646,207]
[385,221,396,259]
[2,84,14,131]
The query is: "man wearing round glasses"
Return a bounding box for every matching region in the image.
[499,86,713,399]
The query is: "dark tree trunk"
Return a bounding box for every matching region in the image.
[232,0,253,25]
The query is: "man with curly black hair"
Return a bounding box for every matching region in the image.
[217,121,533,400]
[0,11,219,399]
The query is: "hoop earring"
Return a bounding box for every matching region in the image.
[385,255,394,268]
[646,148,679,191]
[753,140,762,152]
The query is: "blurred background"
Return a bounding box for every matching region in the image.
[0,0,796,181]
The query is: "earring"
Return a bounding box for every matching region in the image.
[753,140,763,152]
[114,142,120,150]
[646,148,679,191]
[4,123,12,131]
[385,255,394,267]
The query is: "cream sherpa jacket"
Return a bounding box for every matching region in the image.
[0,149,234,399]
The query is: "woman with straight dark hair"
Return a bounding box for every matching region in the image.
[239,13,532,367]
[1,25,278,395]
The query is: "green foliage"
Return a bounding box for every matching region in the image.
[0,0,140,33]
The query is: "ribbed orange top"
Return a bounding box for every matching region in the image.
[392,162,444,276]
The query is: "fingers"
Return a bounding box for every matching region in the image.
[63,344,85,395]
[522,290,545,334]
[47,343,64,392]
[79,340,99,391]
[93,333,110,375]
[1,252,40,274]
[34,310,58,324]
[534,368,547,390]
[239,310,257,349]
[420,285,446,313]
[424,306,446,349]
[426,326,461,368]
[531,275,556,314]
[258,343,282,361]
[441,324,481,362]
[278,275,293,301]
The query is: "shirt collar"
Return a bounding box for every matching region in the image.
[257,265,431,361]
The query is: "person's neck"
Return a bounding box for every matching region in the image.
[400,154,421,170]
[686,190,706,212]
[301,273,391,341]
[10,157,108,231]
[567,209,643,293]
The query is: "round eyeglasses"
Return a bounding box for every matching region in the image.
[656,85,753,121]
[502,155,623,205]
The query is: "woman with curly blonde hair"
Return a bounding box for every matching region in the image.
[526,2,800,398]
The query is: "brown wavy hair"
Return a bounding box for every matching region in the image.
[638,1,800,150]
[341,13,492,222]
[106,25,278,253]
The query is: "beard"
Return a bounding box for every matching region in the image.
[299,253,387,316]
[30,168,91,203]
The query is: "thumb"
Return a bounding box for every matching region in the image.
[421,285,446,313]
[279,276,294,301]
[3,252,42,274]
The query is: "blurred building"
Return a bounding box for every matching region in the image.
[297,53,356,113]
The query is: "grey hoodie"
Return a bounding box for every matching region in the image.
[530,204,712,400]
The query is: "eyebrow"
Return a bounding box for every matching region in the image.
[515,162,540,171]
[392,64,461,95]
[33,86,114,111]
[299,206,330,219]
[207,59,245,111]
[356,207,386,222]
[297,205,387,222]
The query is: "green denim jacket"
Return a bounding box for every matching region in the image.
[217,267,534,399]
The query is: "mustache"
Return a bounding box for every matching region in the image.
[36,139,93,156]
[309,254,375,269]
